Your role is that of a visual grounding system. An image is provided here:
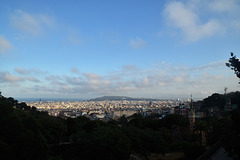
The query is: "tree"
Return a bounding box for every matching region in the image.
[222,111,240,159]
[118,115,128,126]
[201,93,225,110]
[226,52,240,83]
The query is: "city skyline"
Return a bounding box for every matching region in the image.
[1,0,240,99]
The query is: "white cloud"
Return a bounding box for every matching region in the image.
[194,60,226,71]
[10,10,55,36]
[0,35,13,54]
[1,60,238,98]
[14,67,48,75]
[208,0,240,34]
[208,0,240,13]
[173,73,189,83]
[83,73,101,80]
[14,68,28,75]
[83,73,111,87]
[164,1,224,42]
[129,37,147,49]
[140,78,152,87]
[45,75,65,86]
[0,70,43,84]
[26,77,40,82]
[64,76,82,85]
[0,72,23,82]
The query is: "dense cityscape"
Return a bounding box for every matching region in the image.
[26,97,193,120]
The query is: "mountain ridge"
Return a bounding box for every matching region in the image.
[87,96,161,101]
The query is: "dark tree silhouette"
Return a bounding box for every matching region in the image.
[226,52,240,83]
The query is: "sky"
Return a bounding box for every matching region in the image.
[0,0,240,99]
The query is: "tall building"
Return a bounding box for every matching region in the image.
[188,96,195,133]
[188,96,206,145]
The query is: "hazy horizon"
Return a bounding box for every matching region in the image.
[12,94,213,103]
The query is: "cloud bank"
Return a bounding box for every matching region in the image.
[1,61,238,99]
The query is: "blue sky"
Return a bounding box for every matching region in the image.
[0,0,240,99]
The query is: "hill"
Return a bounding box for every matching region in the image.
[88,96,160,101]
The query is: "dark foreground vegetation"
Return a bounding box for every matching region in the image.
[0,92,240,160]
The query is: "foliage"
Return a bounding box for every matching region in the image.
[201,93,225,110]
[222,110,240,159]
[226,52,240,83]
[0,97,49,160]
[1,94,240,160]
[183,144,206,160]
[118,115,128,126]
[161,114,188,129]
[226,91,240,105]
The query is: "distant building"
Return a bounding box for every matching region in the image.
[188,99,195,134]
[225,98,232,111]
[188,97,207,145]
[174,106,189,118]
[224,98,238,111]
[149,101,153,107]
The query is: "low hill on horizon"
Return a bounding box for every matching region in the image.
[87,96,161,101]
